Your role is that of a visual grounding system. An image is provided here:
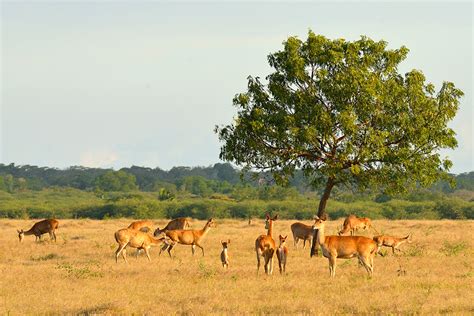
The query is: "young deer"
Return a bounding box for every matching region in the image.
[114,228,167,263]
[161,218,215,257]
[276,235,289,274]
[290,221,314,249]
[128,220,154,233]
[312,216,378,278]
[18,219,59,242]
[373,234,412,255]
[255,214,278,275]
[338,215,373,236]
[220,239,230,269]
[153,217,191,236]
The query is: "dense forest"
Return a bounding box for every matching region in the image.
[0,163,473,220]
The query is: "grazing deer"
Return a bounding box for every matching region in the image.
[290,221,314,249]
[220,239,230,269]
[255,214,278,275]
[161,218,215,257]
[153,217,191,237]
[338,215,373,236]
[128,220,154,233]
[373,234,412,255]
[276,235,289,274]
[18,219,59,242]
[312,216,378,278]
[114,228,167,263]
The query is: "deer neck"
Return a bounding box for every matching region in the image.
[199,223,212,239]
[316,225,326,247]
[267,220,274,237]
[23,229,35,236]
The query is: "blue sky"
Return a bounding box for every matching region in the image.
[1,1,472,173]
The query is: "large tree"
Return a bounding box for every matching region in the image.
[216,31,463,218]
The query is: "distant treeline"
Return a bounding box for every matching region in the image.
[0,163,473,220]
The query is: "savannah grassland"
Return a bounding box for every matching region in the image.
[0,219,473,315]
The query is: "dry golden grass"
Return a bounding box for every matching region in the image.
[0,218,473,315]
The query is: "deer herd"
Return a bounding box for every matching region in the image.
[16,214,412,278]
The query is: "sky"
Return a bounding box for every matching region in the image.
[1,1,472,174]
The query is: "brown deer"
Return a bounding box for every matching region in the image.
[290,221,314,249]
[255,214,278,275]
[312,216,378,278]
[373,234,412,255]
[128,220,154,233]
[276,235,289,274]
[153,217,191,236]
[18,219,59,242]
[160,218,215,257]
[114,228,167,263]
[338,215,374,236]
[220,239,230,269]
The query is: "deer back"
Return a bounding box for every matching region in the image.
[323,235,377,259]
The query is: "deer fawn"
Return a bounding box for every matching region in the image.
[373,234,412,255]
[255,214,278,275]
[220,239,230,269]
[161,218,215,257]
[114,228,167,263]
[313,216,378,278]
[290,221,314,249]
[276,235,289,274]
[18,219,59,242]
[128,220,154,233]
[338,215,374,236]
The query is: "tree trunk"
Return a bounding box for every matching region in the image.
[310,176,335,257]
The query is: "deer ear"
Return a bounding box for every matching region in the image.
[313,215,319,220]
[17,229,21,234]
[273,214,278,220]
[265,214,270,220]
[279,234,283,239]
[284,235,288,239]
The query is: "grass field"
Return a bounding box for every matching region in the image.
[0,218,473,314]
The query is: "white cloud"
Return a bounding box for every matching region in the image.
[80,150,118,168]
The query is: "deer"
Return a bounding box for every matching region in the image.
[312,215,378,278]
[373,234,412,255]
[128,220,154,233]
[220,239,230,269]
[160,218,215,257]
[338,215,374,236]
[255,214,278,275]
[153,217,191,237]
[276,235,289,274]
[114,228,167,263]
[18,219,59,242]
[290,221,314,249]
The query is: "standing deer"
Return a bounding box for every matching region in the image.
[338,215,374,236]
[153,217,191,236]
[18,219,59,242]
[114,228,167,263]
[161,218,215,257]
[290,221,314,249]
[312,216,378,278]
[373,234,412,255]
[276,235,289,274]
[128,220,154,233]
[255,214,278,275]
[220,239,230,269]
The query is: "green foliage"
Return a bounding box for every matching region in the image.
[94,170,138,192]
[216,30,463,216]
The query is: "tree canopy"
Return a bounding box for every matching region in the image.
[216,31,463,217]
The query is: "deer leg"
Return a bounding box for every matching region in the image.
[159,242,168,256]
[167,244,174,258]
[303,238,307,250]
[263,252,270,275]
[329,256,336,278]
[269,255,274,275]
[53,231,57,242]
[191,245,196,256]
[256,250,262,275]
[115,244,124,263]
[144,247,151,261]
[122,248,128,263]
[294,237,298,249]
[277,252,282,274]
[196,244,205,256]
[49,232,54,241]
